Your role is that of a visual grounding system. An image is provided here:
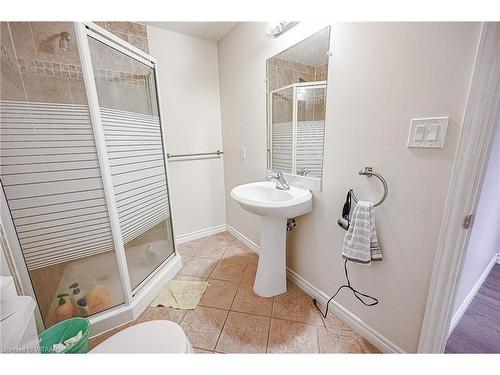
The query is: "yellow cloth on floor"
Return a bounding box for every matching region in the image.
[150,280,208,310]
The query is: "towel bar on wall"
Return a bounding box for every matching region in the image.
[351,167,388,207]
[166,150,223,159]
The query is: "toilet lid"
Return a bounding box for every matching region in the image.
[90,320,189,353]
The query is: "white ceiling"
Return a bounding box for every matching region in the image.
[144,22,236,41]
[277,27,330,67]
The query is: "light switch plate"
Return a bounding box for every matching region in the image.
[407,116,449,148]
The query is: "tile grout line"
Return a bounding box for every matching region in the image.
[180,306,356,353]
[316,322,321,354]
[206,241,231,279]
[213,240,248,353]
[181,235,234,353]
[179,234,360,353]
[177,237,219,327]
[265,309,272,353]
[267,281,278,353]
[212,305,230,353]
[181,239,348,318]
[100,234,342,353]
[180,235,248,281]
[178,238,215,276]
[177,238,209,326]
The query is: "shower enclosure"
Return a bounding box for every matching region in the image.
[0,22,180,333]
[268,81,327,178]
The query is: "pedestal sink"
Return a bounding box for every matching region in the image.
[230,181,312,297]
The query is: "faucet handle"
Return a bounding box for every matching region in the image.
[268,171,279,179]
[269,171,290,190]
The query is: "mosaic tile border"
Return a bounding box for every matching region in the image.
[94,68,147,86]
[272,89,326,104]
[1,43,147,87]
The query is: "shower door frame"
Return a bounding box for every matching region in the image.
[75,22,178,297]
[268,80,327,175]
[0,22,181,334]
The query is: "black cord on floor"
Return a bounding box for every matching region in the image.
[313,258,378,318]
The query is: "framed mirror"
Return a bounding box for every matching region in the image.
[266,26,331,185]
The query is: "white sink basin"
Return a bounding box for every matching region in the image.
[230,181,312,297]
[230,181,312,218]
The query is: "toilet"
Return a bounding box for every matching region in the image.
[0,277,40,353]
[90,320,193,353]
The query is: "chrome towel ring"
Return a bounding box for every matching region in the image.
[351,167,388,207]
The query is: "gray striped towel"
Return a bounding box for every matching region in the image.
[342,201,383,264]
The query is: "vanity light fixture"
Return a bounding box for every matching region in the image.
[265,21,299,38]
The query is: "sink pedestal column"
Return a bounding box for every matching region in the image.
[253,216,287,297]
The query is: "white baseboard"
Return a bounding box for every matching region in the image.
[175,224,227,244]
[449,252,499,334]
[226,224,404,353]
[286,268,405,353]
[226,224,260,253]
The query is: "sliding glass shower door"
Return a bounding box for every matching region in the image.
[86,33,175,292]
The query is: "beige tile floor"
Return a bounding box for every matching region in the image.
[89,232,381,354]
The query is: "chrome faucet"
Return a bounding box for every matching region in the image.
[269,172,290,190]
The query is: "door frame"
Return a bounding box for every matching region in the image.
[417,22,500,353]
[74,21,133,306]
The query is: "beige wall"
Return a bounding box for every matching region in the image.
[147,26,226,239]
[217,22,481,352]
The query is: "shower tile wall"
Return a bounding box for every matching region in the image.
[267,57,327,92]
[94,22,149,53]
[91,22,152,114]
[315,64,328,81]
[0,22,150,108]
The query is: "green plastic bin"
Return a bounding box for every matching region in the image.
[39,317,90,354]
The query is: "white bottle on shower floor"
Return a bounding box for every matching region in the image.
[145,244,157,266]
